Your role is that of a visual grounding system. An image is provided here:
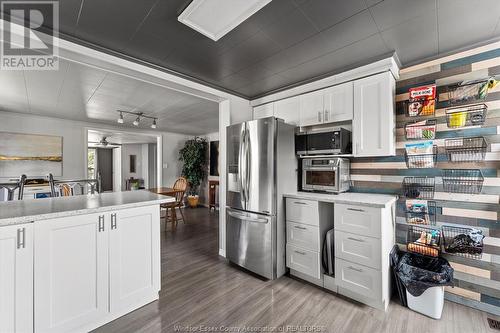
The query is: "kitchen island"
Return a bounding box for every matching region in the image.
[0,190,174,333]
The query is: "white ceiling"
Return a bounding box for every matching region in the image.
[87,129,157,148]
[0,58,219,135]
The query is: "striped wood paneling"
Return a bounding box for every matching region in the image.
[349,46,500,314]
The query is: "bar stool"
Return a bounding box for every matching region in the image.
[0,174,27,201]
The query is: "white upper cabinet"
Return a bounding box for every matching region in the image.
[275,96,300,125]
[323,81,353,123]
[353,71,395,157]
[253,102,274,120]
[0,224,33,333]
[299,90,324,126]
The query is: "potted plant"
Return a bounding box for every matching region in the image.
[179,137,207,208]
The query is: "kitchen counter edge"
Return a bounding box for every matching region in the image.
[283,192,398,208]
[0,190,174,226]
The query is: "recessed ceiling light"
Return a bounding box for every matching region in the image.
[178,0,272,41]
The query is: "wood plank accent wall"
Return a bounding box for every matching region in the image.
[350,47,500,315]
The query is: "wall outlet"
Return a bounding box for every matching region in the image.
[163,163,168,169]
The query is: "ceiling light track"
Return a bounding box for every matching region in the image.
[117,110,158,129]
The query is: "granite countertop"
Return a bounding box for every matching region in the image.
[0,190,174,226]
[284,191,398,208]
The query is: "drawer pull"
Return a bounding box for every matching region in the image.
[294,226,307,230]
[348,266,363,273]
[347,237,365,243]
[294,250,307,255]
[347,207,365,212]
[293,201,307,205]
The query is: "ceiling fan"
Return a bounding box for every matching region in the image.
[88,136,122,147]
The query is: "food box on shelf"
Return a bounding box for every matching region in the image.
[407,85,437,117]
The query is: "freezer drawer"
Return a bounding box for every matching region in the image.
[334,230,381,270]
[336,258,381,301]
[286,244,320,279]
[286,222,319,252]
[226,208,274,279]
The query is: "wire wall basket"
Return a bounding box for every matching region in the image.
[446,79,489,104]
[442,169,484,194]
[402,177,435,199]
[406,200,437,226]
[444,137,487,163]
[442,225,483,259]
[445,103,487,128]
[407,225,441,257]
[405,145,438,169]
[405,119,437,140]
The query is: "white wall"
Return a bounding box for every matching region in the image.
[0,111,190,186]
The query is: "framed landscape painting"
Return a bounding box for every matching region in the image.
[0,132,63,177]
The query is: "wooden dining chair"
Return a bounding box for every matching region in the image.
[162,177,188,230]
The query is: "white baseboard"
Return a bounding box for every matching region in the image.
[218,248,226,257]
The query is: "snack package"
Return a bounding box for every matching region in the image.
[406,200,428,213]
[405,141,433,155]
[405,120,436,139]
[408,85,436,116]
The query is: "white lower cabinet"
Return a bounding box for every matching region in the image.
[286,244,320,279]
[34,205,160,333]
[336,258,382,301]
[109,206,160,313]
[0,224,33,333]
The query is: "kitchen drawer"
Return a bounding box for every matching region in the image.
[286,198,319,226]
[334,203,381,238]
[335,230,381,269]
[286,244,320,279]
[336,258,381,301]
[286,222,319,251]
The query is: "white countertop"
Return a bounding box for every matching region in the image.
[284,191,398,208]
[0,190,174,226]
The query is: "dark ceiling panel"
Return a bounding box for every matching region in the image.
[369,0,436,31]
[381,12,438,64]
[6,0,500,98]
[437,0,500,54]
[297,0,367,31]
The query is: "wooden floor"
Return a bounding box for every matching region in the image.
[93,208,498,333]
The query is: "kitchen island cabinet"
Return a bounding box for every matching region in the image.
[0,190,172,333]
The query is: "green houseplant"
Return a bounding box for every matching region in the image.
[178,137,207,207]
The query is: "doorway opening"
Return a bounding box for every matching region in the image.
[86,129,161,192]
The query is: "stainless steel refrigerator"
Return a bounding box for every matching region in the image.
[226,116,296,279]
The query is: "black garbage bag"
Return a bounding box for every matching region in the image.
[396,252,454,297]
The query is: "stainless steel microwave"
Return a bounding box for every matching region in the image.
[302,158,350,193]
[295,128,352,156]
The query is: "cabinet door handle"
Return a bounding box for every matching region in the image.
[324,110,329,122]
[98,215,105,232]
[111,213,117,230]
[17,228,25,249]
[293,201,307,205]
[347,237,365,243]
[347,207,365,212]
[294,250,307,255]
[348,266,363,273]
[294,226,307,230]
[317,111,322,122]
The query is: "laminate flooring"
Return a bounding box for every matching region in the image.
[93,208,498,333]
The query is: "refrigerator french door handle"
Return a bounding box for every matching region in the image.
[245,127,251,204]
[227,210,269,224]
[238,125,246,204]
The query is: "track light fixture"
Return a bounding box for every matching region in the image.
[116,110,158,129]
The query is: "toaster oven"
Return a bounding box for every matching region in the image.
[302,158,350,193]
